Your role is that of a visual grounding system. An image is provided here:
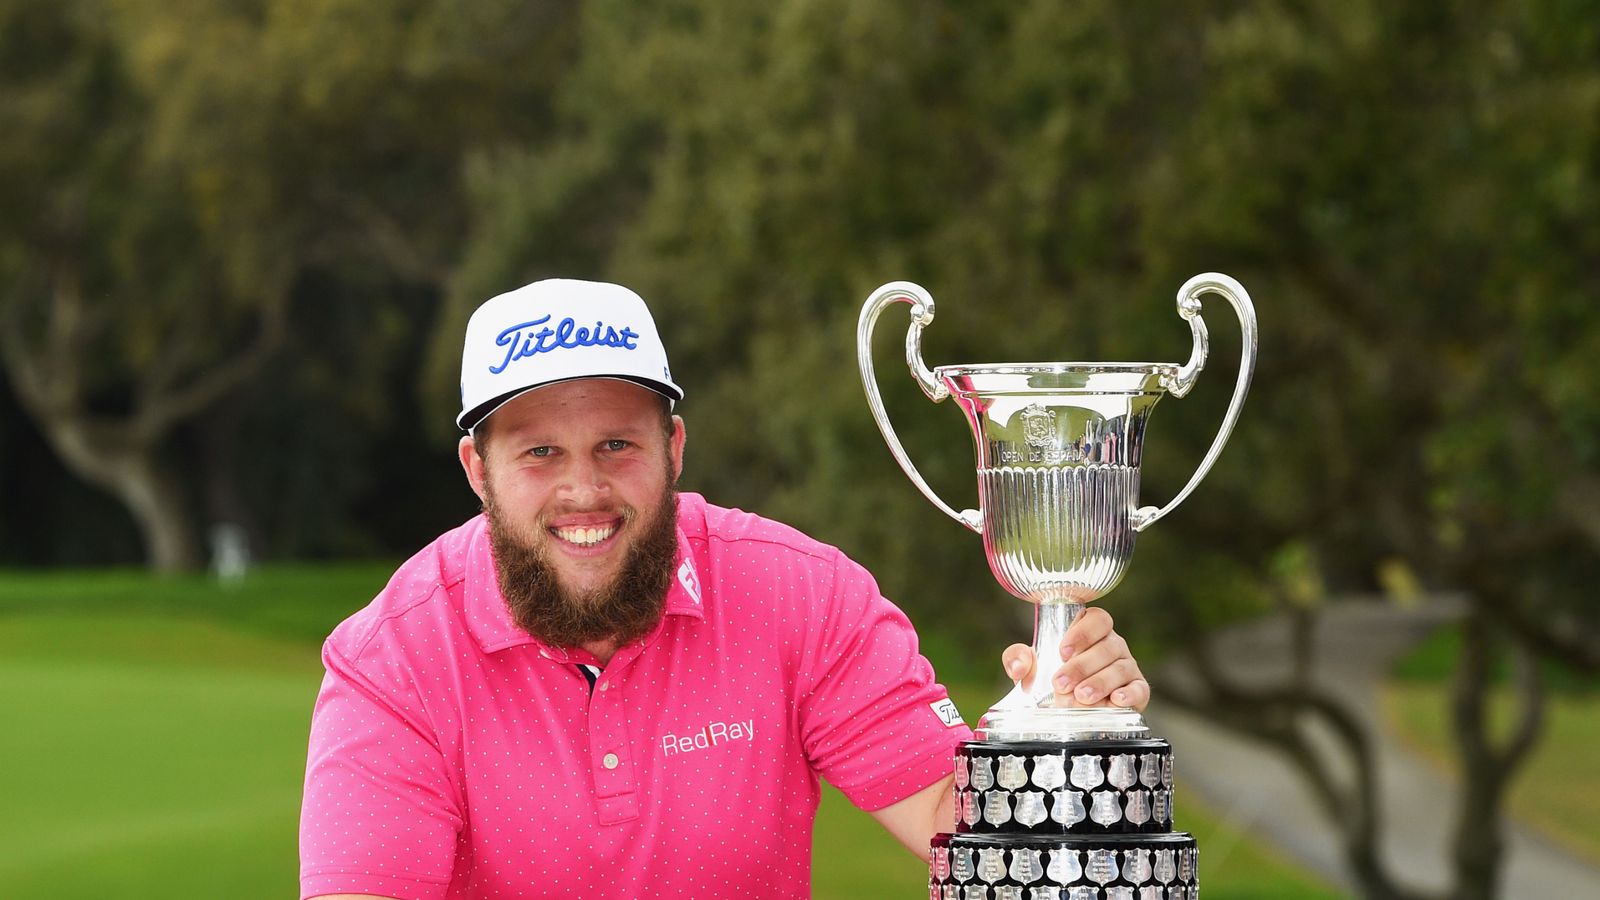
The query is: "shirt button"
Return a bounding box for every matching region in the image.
[602,753,620,770]
[599,682,610,692]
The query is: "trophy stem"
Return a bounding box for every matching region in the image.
[976,598,1148,741]
[1026,600,1085,707]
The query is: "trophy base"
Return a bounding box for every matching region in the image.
[954,739,1174,834]
[936,733,1196,897]
[930,832,1199,899]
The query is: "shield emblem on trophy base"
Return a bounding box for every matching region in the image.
[978,847,1008,884]
[1047,848,1081,883]
[1051,789,1087,826]
[1015,791,1049,827]
[1009,847,1044,884]
[1090,791,1124,827]
[1032,753,1067,790]
[1108,754,1138,790]
[983,791,1013,827]
[1070,755,1105,791]
[998,754,1030,790]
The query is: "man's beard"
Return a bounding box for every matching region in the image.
[485,481,680,649]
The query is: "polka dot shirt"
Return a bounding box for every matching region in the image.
[299,492,970,899]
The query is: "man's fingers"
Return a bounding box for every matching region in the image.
[1059,606,1115,658]
[1110,678,1152,713]
[1068,658,1147,708]
[1001,643,1034,682]
[1052,631,1130,694]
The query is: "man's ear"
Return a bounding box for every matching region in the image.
[459,434,488,503]
[669,415,686,481]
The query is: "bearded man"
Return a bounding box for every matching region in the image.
[299,279,1149,900]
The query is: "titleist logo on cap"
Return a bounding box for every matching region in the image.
[490,315,641,375]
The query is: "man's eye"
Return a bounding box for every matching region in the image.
[604,439,630,452]
[529,447,554,458]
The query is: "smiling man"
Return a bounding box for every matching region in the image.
[299,279,1148,900]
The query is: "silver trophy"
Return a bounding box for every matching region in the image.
[858,274,1257,740]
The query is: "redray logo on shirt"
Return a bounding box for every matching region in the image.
[661,719,755,757]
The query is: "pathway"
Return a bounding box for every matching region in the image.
[1144,599,1600,898]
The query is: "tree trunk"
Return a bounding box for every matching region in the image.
[1449,605,1545,900]
[1,269,283,573]
[41,415,201,572]
[116,451,202,573]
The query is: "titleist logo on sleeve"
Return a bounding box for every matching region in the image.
[930,698,964,727]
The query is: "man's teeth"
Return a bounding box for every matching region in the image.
[553,524,616,547]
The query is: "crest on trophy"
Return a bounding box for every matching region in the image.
[1050,789,1086,827]
[1107,754,1138,790]
[1070,755,1105,792]
[1123,848,1153,884]
[1085,848,1120,885]
[1126,790,1152,827]
[970,756,996,791]
[978,847,1009,884]
[1138,753,1162,789]
[1046,848,1082,884]
[1014,791,1049,828]
[983,791,1014,828]
[1089,791,1124,827]
[1009,847,1044,884]
[1031,753,1067,790]
[998,754,1031,790]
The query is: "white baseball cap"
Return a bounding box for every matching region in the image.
[456,278,683,432]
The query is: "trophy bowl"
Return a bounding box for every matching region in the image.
[856,274,1257,738]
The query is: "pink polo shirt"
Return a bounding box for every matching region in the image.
[299,492,970,899]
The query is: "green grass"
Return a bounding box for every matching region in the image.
[0,612,321,898]
[0,566,1347,898]
[0,563,396,643]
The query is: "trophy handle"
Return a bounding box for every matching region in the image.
[857,281,984,533]
[1131,272,1258,532]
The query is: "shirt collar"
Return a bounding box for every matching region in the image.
[461,514,704,656]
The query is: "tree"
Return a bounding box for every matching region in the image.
[1133,4,1600,897]
[440,1,1600,896]
[0,0,581,569]
[0,0,290,571]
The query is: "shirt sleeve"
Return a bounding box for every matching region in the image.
[299,639,463,900]
[797,551,974,811]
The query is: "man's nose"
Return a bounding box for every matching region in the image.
[557,456,611,504]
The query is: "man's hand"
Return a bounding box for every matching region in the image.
[1000,607,1149,711]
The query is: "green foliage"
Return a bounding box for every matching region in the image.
[4,0,1597,647]
[421,0,1600,657]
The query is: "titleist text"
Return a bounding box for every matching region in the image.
[490,315,640,374]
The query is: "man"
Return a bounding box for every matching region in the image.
[299,279,1149,899]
